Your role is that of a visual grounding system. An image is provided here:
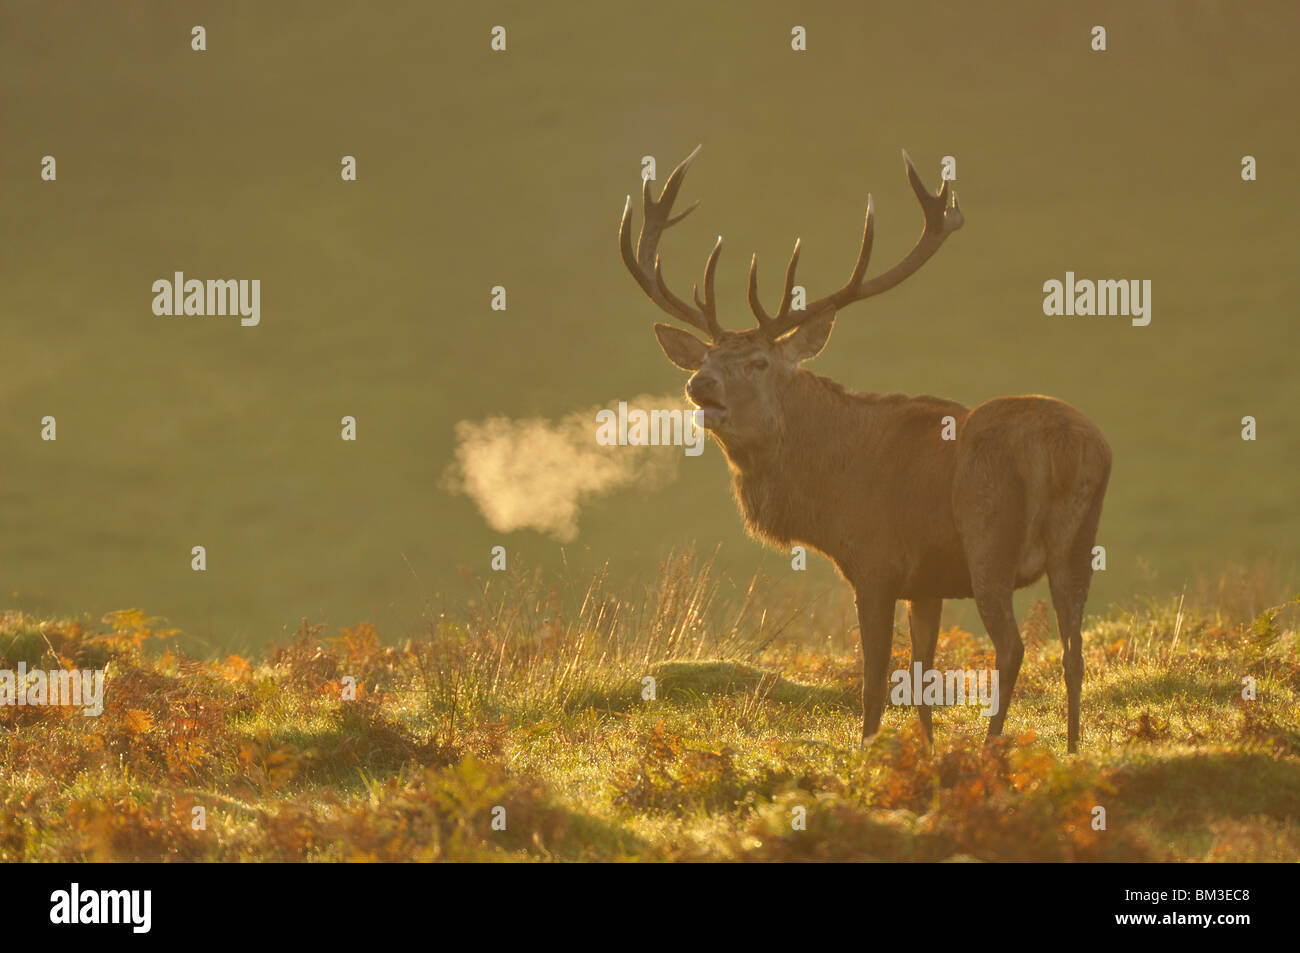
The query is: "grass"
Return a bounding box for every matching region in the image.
[2,551,1298,862]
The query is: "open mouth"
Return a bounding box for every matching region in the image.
[691,397,728,429]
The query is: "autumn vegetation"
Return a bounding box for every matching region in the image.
[1,553,1297,862]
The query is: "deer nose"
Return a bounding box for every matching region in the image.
[687,372,721,405]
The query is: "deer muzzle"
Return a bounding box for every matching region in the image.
[687,373,728,429]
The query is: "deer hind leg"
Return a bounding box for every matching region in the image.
[1047,487,1107,754]
[907,598,943,743]
[955,474,1027,744]
[970,582,1023,743]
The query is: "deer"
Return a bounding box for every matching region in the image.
[618,146,1111,752]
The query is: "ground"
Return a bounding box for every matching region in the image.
[2,554,1297,862]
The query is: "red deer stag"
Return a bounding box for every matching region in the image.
[619,146,1110,752]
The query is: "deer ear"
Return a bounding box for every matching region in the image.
[653,323,708,370]
[776,312,836,363]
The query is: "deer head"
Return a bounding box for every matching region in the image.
[618,146,964,449]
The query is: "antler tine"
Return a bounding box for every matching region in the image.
[653,143,702,222]
[902,149,956,236]
[692,235,723,318]
[756,151,962,341]
[617,145,725,340]
[746,238,803,330]
[845,194,876,289]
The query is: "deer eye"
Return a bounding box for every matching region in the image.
[745,358,770,373]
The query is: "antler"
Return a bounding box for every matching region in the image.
[619,145,725,341]
[747,150,964,341]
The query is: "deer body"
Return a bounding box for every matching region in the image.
[723,377,975,597]
[619,147,1110,751]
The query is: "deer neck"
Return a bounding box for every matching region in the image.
[716,370,880,553]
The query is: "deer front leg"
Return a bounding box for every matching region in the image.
[856,589,898,741]
[907,598,943,743]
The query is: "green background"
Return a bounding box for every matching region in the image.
[2,1,1296,649]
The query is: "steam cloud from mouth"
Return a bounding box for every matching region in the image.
[443,394,693,542]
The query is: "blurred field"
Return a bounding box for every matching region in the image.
[2,554,1297,861]
[2,1,1299,647]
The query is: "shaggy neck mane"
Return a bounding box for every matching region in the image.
[718,370,895,554]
